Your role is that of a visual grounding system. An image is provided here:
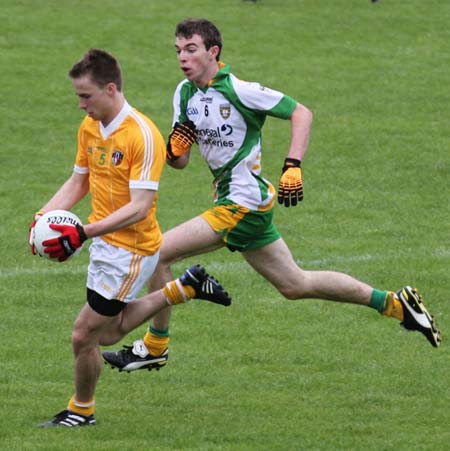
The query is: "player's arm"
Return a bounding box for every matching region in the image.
[287,103,312,162]
[41,171,90,212]
[166,120,197,169]
[84,188,156,239]
[278,103,313,207]
[85,116,163,236]
[167,151,190,169]
[43,188,156,261]
[28,172,89,254]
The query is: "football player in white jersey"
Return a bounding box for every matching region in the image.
[103,18,440,373]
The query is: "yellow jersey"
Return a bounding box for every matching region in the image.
[74,102,165,256]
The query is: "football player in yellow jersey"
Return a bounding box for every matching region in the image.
[28,48,231,428]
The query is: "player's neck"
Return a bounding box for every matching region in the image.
[194,62,220,89]
[101,95,125,127]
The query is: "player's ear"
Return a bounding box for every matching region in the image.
[105,82,117,96]
[209,45,220,61]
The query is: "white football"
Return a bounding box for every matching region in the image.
[33,210,84,261]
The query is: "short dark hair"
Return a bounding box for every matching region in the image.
[175,18,222,61]
[69,48,122,91]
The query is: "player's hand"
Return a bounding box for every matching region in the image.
[28,211,45,255]
[167,120,197,161]
[278,158,303,207]
[43,223,88,262]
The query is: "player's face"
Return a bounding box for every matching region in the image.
[175,34,220,87]
[72,75,115,125]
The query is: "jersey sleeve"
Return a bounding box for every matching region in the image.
[128,117,166,191]
[74,120,89,174]
[267,94,297,119]
[172,79,190,125]
[231,74,297,119]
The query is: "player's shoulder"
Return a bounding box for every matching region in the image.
[127,108,165,143]
[229,73,268,94]
[176,78,190,89]
[78,115,100,140]
[174,78,198,97]
[79,114,96,130]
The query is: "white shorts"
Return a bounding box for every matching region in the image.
[87,237,159,303]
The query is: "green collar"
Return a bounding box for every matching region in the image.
[194,62,231,92]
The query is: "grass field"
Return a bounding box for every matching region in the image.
[1,0,449,449]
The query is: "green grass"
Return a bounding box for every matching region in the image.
[1,0,449,449]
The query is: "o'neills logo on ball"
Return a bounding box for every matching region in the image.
[46,215,79,226]
[112,150,124,166]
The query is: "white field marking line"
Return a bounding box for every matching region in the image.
[0,265,86,278]
[205,249,449,272]
[198,254,388,272]
[0,255,374,279]
[2,249,448,279]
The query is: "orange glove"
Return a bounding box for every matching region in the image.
[277,158,303,207]
[166,120,197,161]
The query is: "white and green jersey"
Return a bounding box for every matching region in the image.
[173,64,297,211]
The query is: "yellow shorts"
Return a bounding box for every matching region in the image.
[201,203,280,252]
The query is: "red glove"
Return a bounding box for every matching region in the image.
[28,211,45,255]
[43,223,87,262]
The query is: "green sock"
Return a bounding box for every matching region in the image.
[149,325,169,337]
[369,289,389,313]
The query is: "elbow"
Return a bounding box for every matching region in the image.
[298,103,313,123]
[136,206,151,222]
[133,199,153,222]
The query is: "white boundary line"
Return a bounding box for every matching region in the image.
[3,250,447,279]
[1,265,86,278]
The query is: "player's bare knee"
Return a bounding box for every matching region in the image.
[71,327,90,354]
[278,285,305,300]
[276,272,310,300]
[278,268,311,301]
[157,252,175,267]
[158,243,182,266]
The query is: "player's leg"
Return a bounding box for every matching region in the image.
[102,263,231,372]
[153,215,225,279]
[243,238,440,347]
[103,215,226,371]
[40,239,160,427]
[72,303,116,402]
[135,216,225,365]
[99,291,170,346]
[243,238,373,303]
[100,262,231,346]
[145,264,173,350]
[43,282,201,427]
[40,299,118,428]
